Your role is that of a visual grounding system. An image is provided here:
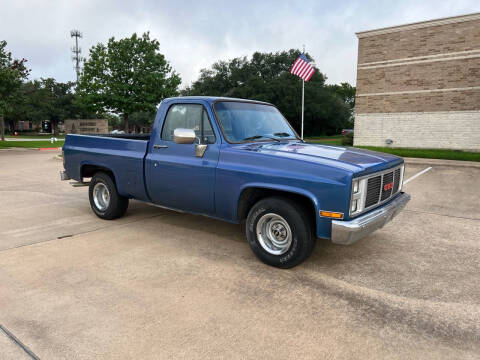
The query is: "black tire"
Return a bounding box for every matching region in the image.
[246,196,315,268]
[88,172,129,220]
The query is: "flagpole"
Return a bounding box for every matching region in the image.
[301,44,305,141]
[301,78,304,140]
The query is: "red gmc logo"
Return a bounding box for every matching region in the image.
[384,182,394,191]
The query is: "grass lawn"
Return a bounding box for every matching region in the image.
[357,146,480,162]
[0,140,64,149]
[5,134,65,139]
[304,136,479,162]
[305,135,343,146]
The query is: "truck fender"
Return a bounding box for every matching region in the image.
[79,161,120,186]
[235,182,320,221]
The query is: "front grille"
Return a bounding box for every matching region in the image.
[393,168,401,193]
[362,165,402,212]
[381,171,394,200]
[365,176,381,208]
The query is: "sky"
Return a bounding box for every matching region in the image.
[1,0,479,88]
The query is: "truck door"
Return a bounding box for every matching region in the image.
[145,103,219,215]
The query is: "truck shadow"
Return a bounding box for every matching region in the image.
[134,200,386,268]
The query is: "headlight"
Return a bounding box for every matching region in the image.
[350,177,367,216]
[352,179,359,193]
[351,199,358,212]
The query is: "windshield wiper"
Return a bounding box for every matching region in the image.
[241,135,280,142]
[273,132,303,142]
[273,132,294,138]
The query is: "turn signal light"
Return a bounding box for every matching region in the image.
[320,211,344,219]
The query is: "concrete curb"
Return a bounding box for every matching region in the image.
[404,157,480,168]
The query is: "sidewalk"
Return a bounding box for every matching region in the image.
[5,138,65,142]
[404,157,480,168]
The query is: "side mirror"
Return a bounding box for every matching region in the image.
[173,128,196,144]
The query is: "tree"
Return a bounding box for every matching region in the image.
[40,79,77,135]
[77,32,181,132]
[183,50,352,136]
[5,80,49,132]
[104,113,122,131]
[0,40,29,140]
[6,79,83,135]
[328,82,356,126]
[129,111,155,133]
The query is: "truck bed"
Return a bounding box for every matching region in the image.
[63,134,150,201]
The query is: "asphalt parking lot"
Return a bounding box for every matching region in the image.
[1,149,479,359]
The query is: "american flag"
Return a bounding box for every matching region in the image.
[290,54,315,82]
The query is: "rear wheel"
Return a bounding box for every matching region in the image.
[246,197,315,268]
[89,172,129,220]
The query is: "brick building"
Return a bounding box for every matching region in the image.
[354,13,480,151]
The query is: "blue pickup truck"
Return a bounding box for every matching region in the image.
[61,97,410,268]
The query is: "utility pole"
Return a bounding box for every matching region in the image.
[70,30,83,83]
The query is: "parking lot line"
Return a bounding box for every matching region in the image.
[404,166,432,184]
[0,324,40,360]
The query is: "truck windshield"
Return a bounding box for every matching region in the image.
[214,101,297,143]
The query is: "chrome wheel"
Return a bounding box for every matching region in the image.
[93,182,110,211]
[256,213,292,255]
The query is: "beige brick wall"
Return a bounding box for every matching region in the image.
[357,17,480,64]
[357,58,480,95]
[354,13,480,150]
[354,111,480,150]
[356,89,480,113]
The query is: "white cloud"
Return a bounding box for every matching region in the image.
[1,0,478,88]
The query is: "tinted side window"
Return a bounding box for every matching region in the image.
[161,104,215,144]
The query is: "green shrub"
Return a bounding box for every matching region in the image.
[341,132,353,146]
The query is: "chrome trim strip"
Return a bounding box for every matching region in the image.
[399,165,405,193]
[332,192,411,245]
[354,163,403,182]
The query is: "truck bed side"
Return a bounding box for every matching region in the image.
[63,134,150,201]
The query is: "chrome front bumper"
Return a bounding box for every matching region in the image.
[331,192,411,245]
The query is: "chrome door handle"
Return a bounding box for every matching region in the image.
[153,144,168,149]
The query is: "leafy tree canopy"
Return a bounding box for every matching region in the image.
[328,82,356,126]
[0,40,29,139]
[183,49,354,136]
[6,78,95,135]
[77,32,181,131]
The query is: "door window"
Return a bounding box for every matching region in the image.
[161,104,216,144]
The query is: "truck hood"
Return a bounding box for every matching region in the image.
[233,141,403,175]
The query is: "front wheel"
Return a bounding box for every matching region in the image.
[246,197,315,268]
[89,172,129,220]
